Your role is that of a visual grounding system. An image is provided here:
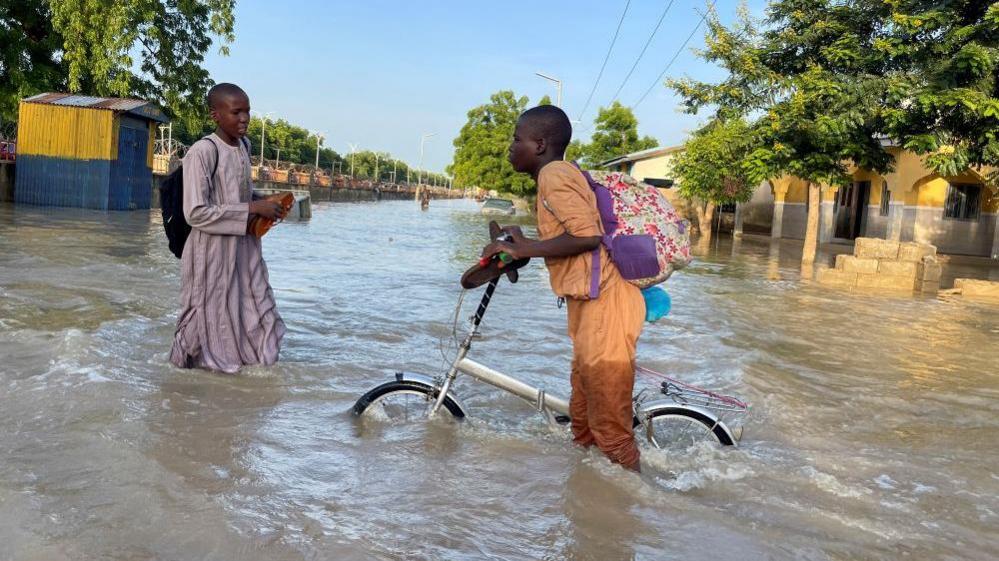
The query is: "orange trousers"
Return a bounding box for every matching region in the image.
[566,275,645,470]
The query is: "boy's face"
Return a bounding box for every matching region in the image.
[211,92,250,139]
[508,119,541,174]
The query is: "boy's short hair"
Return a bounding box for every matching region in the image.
[519,105,572,155]
[207,83,247,109]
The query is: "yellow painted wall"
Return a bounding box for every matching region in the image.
[916,178,949,208]
[910,168,998,211]
[16,102,116,160]
[779,177,809,203]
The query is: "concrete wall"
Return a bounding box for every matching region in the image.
[780,203,808,239]
[741,181,775,234]
[863,206,890,239]
[913,208,997,257]
[0,162,13,202]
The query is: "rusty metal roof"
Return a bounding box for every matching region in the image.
[23,93,169,123]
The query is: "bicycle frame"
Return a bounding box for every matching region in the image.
[429,278,570,421]
[425,276,742,445]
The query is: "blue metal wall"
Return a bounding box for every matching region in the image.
[14,155,112,209]
[109,123,152,210]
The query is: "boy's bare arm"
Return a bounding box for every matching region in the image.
[481,230,600,261]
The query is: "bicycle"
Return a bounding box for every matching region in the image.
[353,228,748,449]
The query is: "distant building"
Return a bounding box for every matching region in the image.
[755,145,998,258]
[598,145,683,187]
[15,93,169,210]
[598,143,999,258]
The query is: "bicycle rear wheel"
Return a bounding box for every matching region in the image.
[640,406,734,448]
[353,380,465,423]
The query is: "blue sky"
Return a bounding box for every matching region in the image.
[202,0,768,173]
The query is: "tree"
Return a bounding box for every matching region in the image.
[575,101,658,167]
[883,1,999,183]
[672,117,756,245]
[0,1,65,126]
[537,94,553,106]
[449,90,534,196]
[1,1,234,129]
[671,1,894,265]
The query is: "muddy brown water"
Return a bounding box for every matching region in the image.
[1,200,997,560]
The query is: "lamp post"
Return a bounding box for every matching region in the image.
[311,131,325,169]
[419,132,436,185]
[347,142,359,178]
[251,110,273,164]
[535,71,562,108]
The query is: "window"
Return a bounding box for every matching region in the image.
[880,181,890,216]
[944,183,982,220]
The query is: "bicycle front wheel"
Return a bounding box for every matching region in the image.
[353,380,465,423]
[641,406,734,448]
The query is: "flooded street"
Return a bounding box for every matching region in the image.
[1,199,997,561]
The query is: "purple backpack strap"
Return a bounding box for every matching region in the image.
[571,161,614,299]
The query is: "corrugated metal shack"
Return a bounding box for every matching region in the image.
[15,93,169,210]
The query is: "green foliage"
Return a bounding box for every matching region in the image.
[882,0,999,183]
[671,1,895,190]
[0,1,65,125]
[573,102,658,166]
[448,90,534,195]
[1,0,234,130]
[537,94,553,106]
[673,118,755,204]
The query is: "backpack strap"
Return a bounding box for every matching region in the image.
[541,162,605,300]
[569,161,606,300]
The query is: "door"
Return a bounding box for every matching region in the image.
[110,121,151,210]
[834,181,870,240]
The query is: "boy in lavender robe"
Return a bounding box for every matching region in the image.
[170,83,287,373]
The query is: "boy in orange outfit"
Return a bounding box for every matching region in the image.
[481,106,645,471]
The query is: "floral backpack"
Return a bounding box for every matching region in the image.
[549,164,691,297]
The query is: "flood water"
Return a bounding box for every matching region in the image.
[1,199,997,561]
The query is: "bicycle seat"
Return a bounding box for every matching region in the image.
[460,221,530,289]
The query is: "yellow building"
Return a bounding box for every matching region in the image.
[763,145,998,258]
[600,143,999,259]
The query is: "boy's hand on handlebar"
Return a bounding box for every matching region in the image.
[500,225,527,244]
[481,240,524,266]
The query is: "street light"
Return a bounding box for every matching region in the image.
[419,132,436,185]
[311,131,325,169]
[347,142,359,178]
[251,110,273,164]
[535,71,562,108]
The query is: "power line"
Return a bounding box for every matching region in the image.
[606,0,677,106]
[577,0,632,123]
[633,1,716,109]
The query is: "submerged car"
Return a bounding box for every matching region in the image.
[480,197,516,216]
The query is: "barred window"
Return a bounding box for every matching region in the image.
[880,181,890,216]
[944,183,982,220]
